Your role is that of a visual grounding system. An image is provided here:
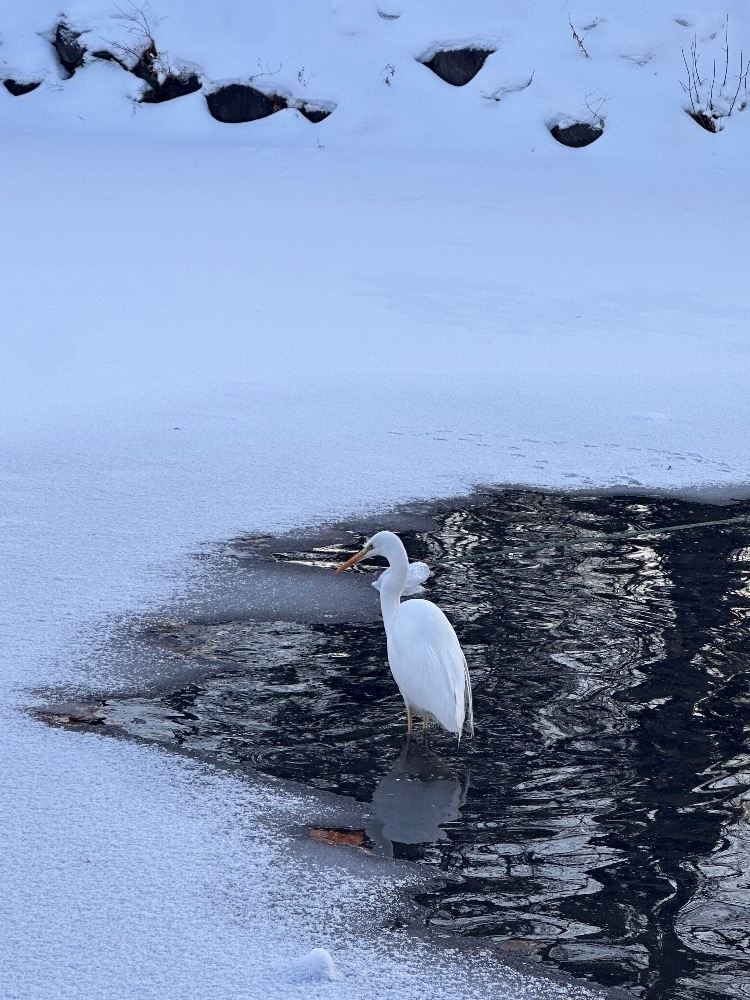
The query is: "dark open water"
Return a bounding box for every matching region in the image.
[88,492,750,999]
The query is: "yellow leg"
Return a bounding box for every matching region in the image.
[407,705,413,736]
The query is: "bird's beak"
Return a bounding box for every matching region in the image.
[335,544,372,574]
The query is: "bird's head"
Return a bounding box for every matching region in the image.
[334,530,400,573]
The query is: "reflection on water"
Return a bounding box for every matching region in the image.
[97,491,750,1000]
[367,741,469,856]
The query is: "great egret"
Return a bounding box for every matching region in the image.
[335,531,474,740]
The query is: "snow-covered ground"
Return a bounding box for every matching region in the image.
[2,1,748,996]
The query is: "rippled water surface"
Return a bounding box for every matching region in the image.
[93,492,750,999]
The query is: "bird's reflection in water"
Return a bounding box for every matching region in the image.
[367,740,469,857]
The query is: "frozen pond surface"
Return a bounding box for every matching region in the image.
[55,491,750,1000]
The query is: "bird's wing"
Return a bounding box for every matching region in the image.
[404,561,431,594]
[430,641,473,738]
[387,600,472,737]
[372,561,431,595]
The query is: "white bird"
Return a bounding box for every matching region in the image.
[335,530,473,740]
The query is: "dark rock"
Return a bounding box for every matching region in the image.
[549,121,603,147]
[127,43,201,103]
[422,48,494,86]
[130,42,160,89]
[91,49,127,68]
[54,22,86,76]
[91,44,200,102]
[3,79,42,96]
[687,109,719,133]
[206,84,287,123]
[297,104,334,124]
[140,72,201,104]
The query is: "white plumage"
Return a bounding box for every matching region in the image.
[373,560,430,595]
[336,530,473,739]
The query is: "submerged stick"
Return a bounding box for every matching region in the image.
[444,513,750,563]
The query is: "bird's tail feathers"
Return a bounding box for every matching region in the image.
[464,657,474,738]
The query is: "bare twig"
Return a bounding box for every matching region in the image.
[297,66,313,88]
[694,38,706,87]
[584,92,606,127]
[112,1,160,46]
[99,1,161,68]
[250,60,282,81]
[680,22,749,131]
[482,70,535,103]
[621,52,653,67]
[727,49,748,114]
[722,17,730,87]
[569,17,590,58]
[680,47,698,112]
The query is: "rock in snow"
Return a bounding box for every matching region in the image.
[2,79,42,96]
[549,122,604,148]
[205,83,287,123]
[53,21,87,77]
[421,48,494,86]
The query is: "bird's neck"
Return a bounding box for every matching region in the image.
[378,555,409,628]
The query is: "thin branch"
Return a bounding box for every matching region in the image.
[681,47,698,113]
[682,22,749,128]
[707,58,716,111]
[569,17,590,58]
[722,16,730,88]
[584,92,606,127]
[112,1,159,46]
[727,49,748,114]
[482,70,535,103]
[249,60,282,81]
